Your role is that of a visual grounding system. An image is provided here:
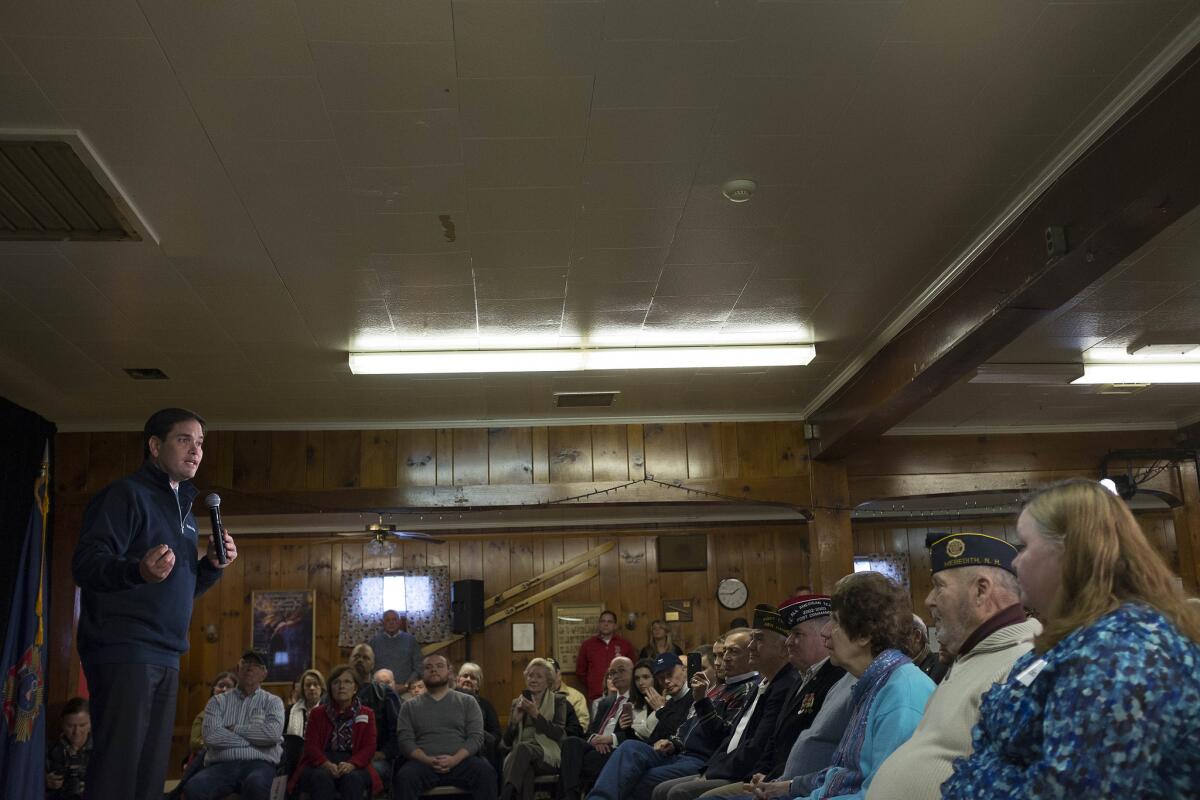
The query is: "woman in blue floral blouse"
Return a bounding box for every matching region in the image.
[942,479,1200,798]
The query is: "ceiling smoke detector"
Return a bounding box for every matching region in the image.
[722,179,757,203]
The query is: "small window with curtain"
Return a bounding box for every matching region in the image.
[852,554,910,589]
[339,567,451,647]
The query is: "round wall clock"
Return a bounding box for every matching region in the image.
[717,577,749,610]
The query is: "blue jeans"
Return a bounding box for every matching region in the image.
[587,741,707,800]
[183,758,277,800]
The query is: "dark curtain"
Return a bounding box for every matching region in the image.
[0,396,56,634]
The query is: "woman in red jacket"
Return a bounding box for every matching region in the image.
[289,663,383,799]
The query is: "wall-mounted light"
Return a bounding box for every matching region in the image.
[349,344,816,375]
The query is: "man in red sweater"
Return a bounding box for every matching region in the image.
[575,610,635,701]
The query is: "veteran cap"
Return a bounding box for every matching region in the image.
[778,594,833,628]
[751,603,789,636]
[926,531,1017,575]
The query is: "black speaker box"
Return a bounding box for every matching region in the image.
[451,579,485,634]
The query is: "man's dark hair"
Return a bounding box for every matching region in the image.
[599,610,617,623]
[61,697,89,718]
[143,407,206,459]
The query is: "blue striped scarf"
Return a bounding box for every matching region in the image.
[819,649,910,797]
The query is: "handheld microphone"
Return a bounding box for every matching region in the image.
[204,493,228,565]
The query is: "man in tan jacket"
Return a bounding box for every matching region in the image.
[866,532,1041,800]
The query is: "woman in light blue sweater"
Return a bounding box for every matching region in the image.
[795,572,934,800]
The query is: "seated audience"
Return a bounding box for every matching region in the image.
[906,615,946,684]
[46,697,91,800]
[289,663,382,800]
[789,573,934,800]
[401,680,427,702]
[586,629,757,800]
[557,657,637,797]
[626,652,693,748]
[576,611,635,702]
[868,533,1039,800]
[370,609,423,693]
[186,650,285,800]
[640,619,685,660]
[189,671,237,759]
[942,480,1200,798]
[457,661,504,779]
[546,657,590,729]
[711,636,727,684]
[394,654,497,800]
[629,658,658,740]
[357,661,401,788]
[283,668,327,778]
[653,605,798,800]
[499,657,584,800]
[731,595,848,799]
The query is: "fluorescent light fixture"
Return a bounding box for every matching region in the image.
[349,344,816,375]
[1072,363,1200,384]
[970,363,1084,384]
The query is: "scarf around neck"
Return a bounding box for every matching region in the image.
[516,689,564,767]
[327,697,362,754]
[821,648,911,797]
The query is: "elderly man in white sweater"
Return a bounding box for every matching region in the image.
[867,532,1041,800]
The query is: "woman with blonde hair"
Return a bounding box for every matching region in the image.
[943,479,1200,798]
[638,619,683,660]
[500,657,583,800]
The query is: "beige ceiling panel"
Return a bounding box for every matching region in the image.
[0,73,62,125]
[356,211,469,254]
[331,110,461,168]
[581,161,694,210]
[463,137,585,188]
[467,187,580,232]
[644,295,738,326]
[579,208,683,250]
[736,2,905,77]
[386,310,478,339]
[308,41,456,112]
[694,133,825,187]
[714,75,850,137]
[476,298,564,330]
[593,40,727,109]
[347,165,467,214]
[196,289,316,344]
[885,0,1044,49]
[471,230,573,269]
[187,75,335,142]
[601,0,755,42]
[569,248,666,284]
[558,308,648,337]
[666,227,779,265]
[563,279,655,312]
[0,251,76,289]
[0,0,154,37]
[587,108,714,163]
[386,283,475,314]
[1120,245,1199,284]
[967,69,1112,139]
[458,76,593,138]
[452,1,604,78]
[474,267,568,301]
[654,263,755,298]
[734,278,815,310]
[293,0,453,43]
[140,0,312,77]
[724,306,812,335]
[370,252,474,288]
[678,184,797,230]
[1023,1,1190,79]
[7,36,177,110]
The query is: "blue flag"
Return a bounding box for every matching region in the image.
[0,453,49,799]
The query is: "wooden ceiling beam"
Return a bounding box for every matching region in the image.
[808,42,1200,460]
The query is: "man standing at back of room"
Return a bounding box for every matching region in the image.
[72,407,237,800]
[575,610,634,702]
[370,609,424,693]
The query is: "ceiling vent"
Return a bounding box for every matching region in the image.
[554,390,619,408]
[0,131,149,242]
[124,367,169,380]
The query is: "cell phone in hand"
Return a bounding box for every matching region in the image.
[687,651,703,681]
[522,689,533,701]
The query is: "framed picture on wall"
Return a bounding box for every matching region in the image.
[552,602,605,673]
[512,622,535,653]
[251,590,315,685]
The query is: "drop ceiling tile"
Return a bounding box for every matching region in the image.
[694,134,826,187]
[188,75,334,141]
[594,40,727,109]
[724,306,812,334]
[453,1,604,78]
[309,41,456,111]
[468,187,581,232]
[0,73,61,125]
[458,77,593,138]
[713,75,850,137]
[644,295,738,326]
[463,138,585,188]
[0,40,26,74]
[581,162,694,210]
[477,298,564,328]
[370,252,475,287]
[7,36,177,110]
[386,310,478,339]
[141,0,312,77]
[475,267,568,300]
[734,278,815,309]
[385,284,476,314]
[0,252,75,289]
[569,248,666,283]
[1118,245,1200,284]
[293,0,453,42]
[654,263,755,297]
[601,0,756,41]
[357,212,469,253]
[0,0,154,37]
[579,208,683,249]
[346,165,467,214]
[666,227,779,265]
[587,108,714,163]
[1023,1,1188,79]
[886,0,1044,48]
[563,280,655,312]
[471,230,573,269]
[679,185,796,229]
[735,2,905,77]
[331,110,461,168]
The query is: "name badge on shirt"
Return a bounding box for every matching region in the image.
[355,714,369,724]
[1014,658,1048,687]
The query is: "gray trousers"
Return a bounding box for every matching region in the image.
[501,741,555,800]
[651,775,734,800]
[82,661,178,800]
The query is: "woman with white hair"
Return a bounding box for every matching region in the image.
[499,657,583,800]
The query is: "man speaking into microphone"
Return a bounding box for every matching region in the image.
[72,407,238,800]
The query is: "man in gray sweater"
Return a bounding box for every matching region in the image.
[394,654,497,800]
[370,610,424,692]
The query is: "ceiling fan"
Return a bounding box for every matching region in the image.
[342,516,445,555]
